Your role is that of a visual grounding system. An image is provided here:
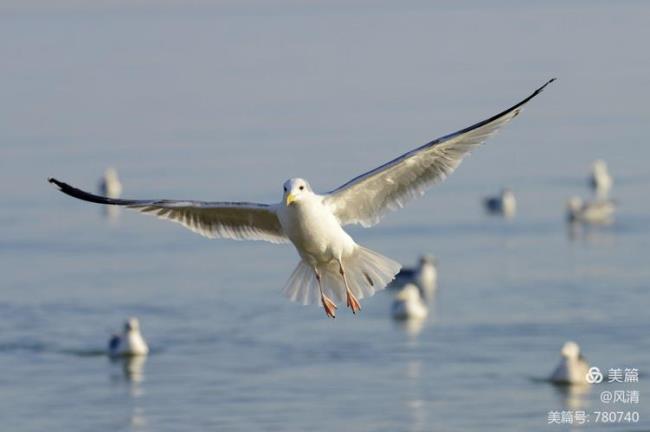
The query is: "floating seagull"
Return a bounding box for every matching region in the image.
[49,79,554,318]
[98,168,123,220]
[483,187,516,218]
[390,255,437,299]
[391,284,428,320]
[549,341,590,385]
[566,196,615,224]
[589,159,612,198]
[109,318,149,357]
[99,167,123,198]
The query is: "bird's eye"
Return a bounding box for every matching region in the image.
[299,186,304,191]
[284,187,287,192]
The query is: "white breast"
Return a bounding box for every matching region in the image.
[550,357,589,384]
[110,330,149,356]
[278,195,356,264]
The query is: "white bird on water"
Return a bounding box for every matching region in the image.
[391,284,428,321]
[390,255,438,299]
[589,159,612,198]
[49,79,554,318]
[109,318,149,357]
[549,341,590,385]
[483,187,517,218]
[566,196,615,225]
[99,167,123,198]
[99,167,123,220]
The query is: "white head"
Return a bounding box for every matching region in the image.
[124,317,141,333]
[283,177,313,206]
[418,255,437,268]
[501,188,514,199]
[567,196,583,212]
[395,284,422,302]
[105,167,120,182]
[592,159,608,174]
[560,341,581,359]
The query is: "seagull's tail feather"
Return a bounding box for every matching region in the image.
[282,261,321,306]
[282,247,401,306]
[339,246,402,301]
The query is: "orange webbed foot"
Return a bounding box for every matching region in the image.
[322,295,337,319]
[346,290,362,314]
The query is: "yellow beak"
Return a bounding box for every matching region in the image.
[286,193,297,206]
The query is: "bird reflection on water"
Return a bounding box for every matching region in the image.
[552,382,592,411]
[109,355,148,430]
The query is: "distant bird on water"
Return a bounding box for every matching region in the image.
[99,167,123,198]
[589,159,612,198]
[49,79,554,319]
[391,284,428,320]
[549,341,590,385]
[390,255,438,299]
[109,318,149,357]
[483,188,516,218]
[566,196,615,225]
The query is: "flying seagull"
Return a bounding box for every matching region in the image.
[49,79,554,318]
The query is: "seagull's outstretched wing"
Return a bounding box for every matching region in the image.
[49,178,288,244]
[324,79,555,227]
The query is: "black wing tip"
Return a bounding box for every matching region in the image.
[534,77,557,95]
[510,77,556,112]
[49,177,76,193]
[48,177,126,205]
[48,177,65,189]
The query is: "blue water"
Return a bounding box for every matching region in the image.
[1,2,649,431]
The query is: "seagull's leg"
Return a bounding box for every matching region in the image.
[337,260,361,314]
[314,268,337,319]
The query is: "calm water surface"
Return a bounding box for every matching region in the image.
[1,2,649,431]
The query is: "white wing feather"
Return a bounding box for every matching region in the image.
[324,79,555,227]
[129,201,287,243]
[48,179,288,244]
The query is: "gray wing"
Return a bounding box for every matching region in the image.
[324,79,555,227]
[49,178,288,244]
